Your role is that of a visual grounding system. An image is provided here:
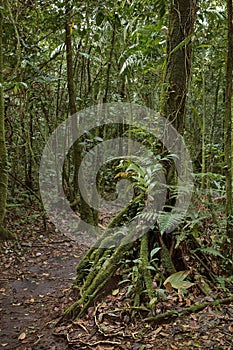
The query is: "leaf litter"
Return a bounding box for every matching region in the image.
[0,206,233,349]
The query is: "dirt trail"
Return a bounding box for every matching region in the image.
[0,230,84,350]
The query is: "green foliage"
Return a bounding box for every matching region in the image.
[150,246,161,259]
[153,0,166,18]
[216,275,233,292]
[2,0,232,274]
[158,211,186,236]
[192,247,224,259]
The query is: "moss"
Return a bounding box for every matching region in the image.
[160,244,176,275]
[0,5,10,239]
[74,193,145,286]
[68,234,135,318]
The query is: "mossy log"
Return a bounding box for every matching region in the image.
[75,193,145,285]
[67,193,216,321]
[67,192,190,320]
[68,194,146,319]
[65,238,135,318]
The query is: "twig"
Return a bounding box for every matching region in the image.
[67,333,121,346]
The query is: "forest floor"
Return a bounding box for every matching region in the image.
[0,206,233,350]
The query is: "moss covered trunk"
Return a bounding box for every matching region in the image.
[0,2,10,240]
[223,0,233,266]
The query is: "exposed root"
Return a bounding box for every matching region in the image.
[143,295,233,323]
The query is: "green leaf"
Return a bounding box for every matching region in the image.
[93,136,103,142]
[164,271,195,290]
[96,10,105,26]
[170,35,194,55]
[146,265,156,271]
[149,297,157,307]
[154,0,166,18]
[150,247,161,259]
[112,288,119,296]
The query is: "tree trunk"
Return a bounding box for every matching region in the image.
[65,4,98,227]
[160,0,197,254]
[223,0,233,265]
[162,0,197,134]
[0,1,15,240]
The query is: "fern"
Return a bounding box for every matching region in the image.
[120,53,143,75]
[175,230,190,248]
[193,247,224,259]
[158,211,185,235]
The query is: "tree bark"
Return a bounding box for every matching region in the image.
[0,1,15,239]
[159,0,197,266]
[162,0,197,134]
[0,2,8,232]
[223,0,233,263]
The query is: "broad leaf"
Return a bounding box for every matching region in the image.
[164,271,195,290]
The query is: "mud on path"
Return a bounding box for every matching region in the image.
[0,222,85,350]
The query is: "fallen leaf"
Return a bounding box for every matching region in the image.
[112,289,119,296]
[154,326,162,335]
[18,332,26,340]
[160,332,170,337]
[190,314,197,321]
[201,335,208,340]
[164,281,173,292]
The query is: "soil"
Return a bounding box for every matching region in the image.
[0,220,85,350]
[0,208,233,350]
